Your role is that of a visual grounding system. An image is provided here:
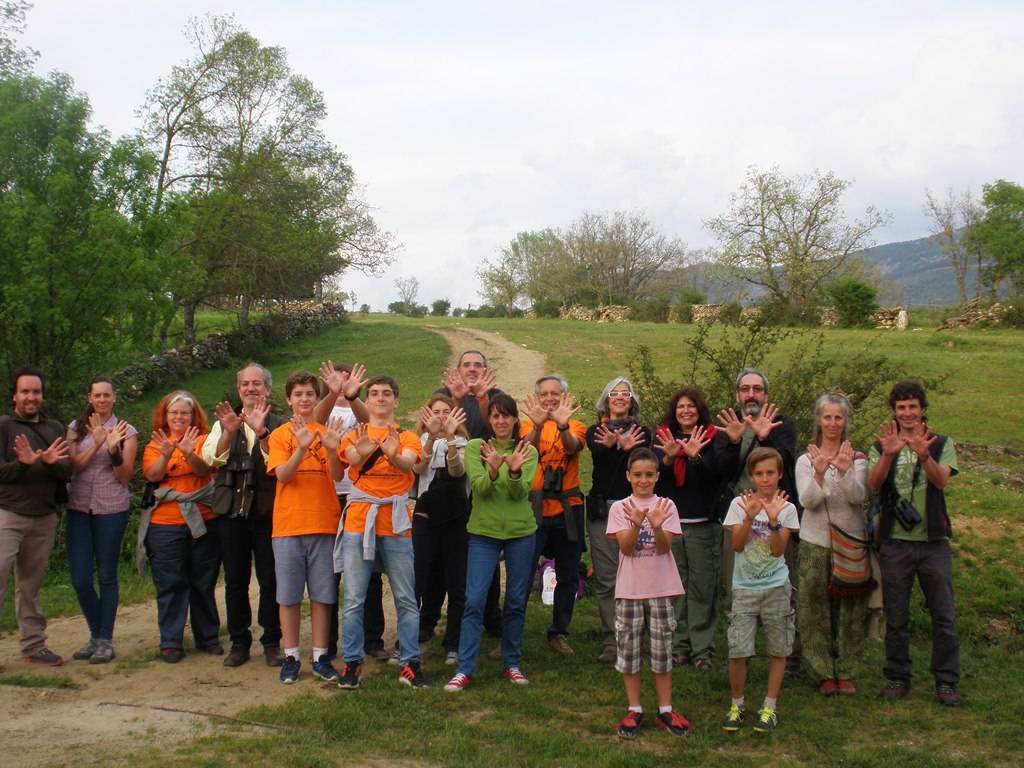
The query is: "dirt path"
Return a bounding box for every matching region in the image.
[0,326,546,768]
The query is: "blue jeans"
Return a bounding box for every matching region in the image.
[457,533,536,677]
[145,521,222,650]
[66,509,129,641]
[341,533,419,665]
[530,511,584,639]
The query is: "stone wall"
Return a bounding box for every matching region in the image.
[870,307,908,330]
[940,299,1009,329]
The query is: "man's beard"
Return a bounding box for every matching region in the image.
[742,401,762,418]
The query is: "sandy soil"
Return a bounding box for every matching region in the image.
[0,325,547,768]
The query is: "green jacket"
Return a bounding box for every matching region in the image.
[465,437,538,539]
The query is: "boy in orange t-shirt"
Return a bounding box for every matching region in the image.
[266,371,346,684]
[336,375,424,689]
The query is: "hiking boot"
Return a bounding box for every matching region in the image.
[596,648,616,664]
[936,683,962,707]
[693,657,713,671]
[22,648,63,666]
[548,634,574,657]
[616,710,643,740]
[819,678,839,696]
[279,655,300,684]
[337,662,362,689]
[880,678,910,701]
[503,667,529,685]
[444,673,472,692]
[199,642,224,655]
[312,655,340,682]
[837,679,857,696]
[263,646,284,667]
[753,706,777,733]
[722,704,744,732]
[656,710,694,737]
[444,651,459,666]
[161,647,185,664]
[89,641,115,665]
[399,661,429,688]
[224,645,250,668]
[73,639,99,661]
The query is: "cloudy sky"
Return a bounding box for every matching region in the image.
[21,1,1024,310]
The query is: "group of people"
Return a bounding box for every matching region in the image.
[0,357,962,739]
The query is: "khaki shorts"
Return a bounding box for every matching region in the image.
[727,582,794,658]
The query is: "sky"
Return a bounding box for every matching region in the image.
[19,0,1024,310]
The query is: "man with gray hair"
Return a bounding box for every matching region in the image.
[203,363,284,667]
[715,367,802,676]
[522,374,586,657]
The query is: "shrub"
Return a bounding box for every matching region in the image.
[825,278,879,327]
[719,301,743,325]
[532,298,562,318]
[431,299,451,317]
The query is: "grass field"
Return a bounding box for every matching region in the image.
[4,314,1023,767]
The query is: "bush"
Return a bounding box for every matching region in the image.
[630,296,672,323]
[825,278,879,327]
[431,299,451,317]
[533,298,562,318]
[719,302,743,325]
[359,304,371,316]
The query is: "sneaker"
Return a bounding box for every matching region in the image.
[73,639,99,661]
[312,655,340,682]
[387,648,402,666]
[880,678,910,701]
[656,710,694,737]
[224,645,250,668]
[444,651,459,666]
[22,648,63,666]
[399,661,429,688]
[616,710,643,740]
[337,662,362,690]
[693,657,713,671]
[819,678,839,696]
[548,634,574,657]
[444,673,472,692]
[279,655,300,684]
[596,648,616,664]
[936,683,962,707]
[837,679,857,696]
[161,647,185,664]
[89,641,115,665]
[753,706,777,733]
[503,667,529,685]
[721,704,745,732]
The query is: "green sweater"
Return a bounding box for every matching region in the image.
[465,437,538,539]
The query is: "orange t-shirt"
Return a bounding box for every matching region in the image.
[521,418,586,517]
[266,421,344,538]
[142,435,214,526]
[341,425,420,537]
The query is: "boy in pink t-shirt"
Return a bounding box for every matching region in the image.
[606,448,693,740]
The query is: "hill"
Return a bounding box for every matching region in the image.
[861,232,979,307]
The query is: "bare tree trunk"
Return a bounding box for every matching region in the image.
[314,278,324,303]
[238,293,251,332]
[183,301,197,346]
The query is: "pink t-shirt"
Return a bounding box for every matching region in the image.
[607,494,684,600]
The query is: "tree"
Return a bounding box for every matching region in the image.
[824,277,878,327]
[430,299,451,316]
[923,187,984,308]
[394,276,419,315]
[477,244,528,316]
[705,166,889,312]
[963,179,1024,295]
[0,0,35,78]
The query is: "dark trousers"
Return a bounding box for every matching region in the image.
[217,514,281,649]
[413,514,469,652]
[879,539,961,686]
[146,521,221,650]
[530,511,584,639]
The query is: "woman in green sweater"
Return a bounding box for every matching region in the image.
[444,394,538,691]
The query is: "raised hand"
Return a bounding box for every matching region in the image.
[443,407,467,438]
[681,424,711,458]
[380,425,402,460]
[593,424,619,448]
[506,439,532,473]
[176,426,202,457]
[350,424,379,458]
[419,405,444,437]
[106,419,130,452]
[736,490,763,521]
[288,416,316,452]
[551,393,580,427]
[763,489,790,523]
[243,397,271,434]
[618,423,646,452]
[832,440,854,473]
[319,360,348,398]
[87,412,107,444]
[522,393,547,426]
[442,367,469,401]
[342,363,367,400]
[806,443,832,476]
[717,408,747,444]
[654,427,682,460]
[645,497,674,529]
[322,415,345,451]
[746,402,782,441]
[875,421,907,456]
[39,436,70,464]
[621,499,647,528]
[471,368,497,398]
[480,439,505,474]
[214,401,243,435]
[150,429,176,458]
[904,422,938,460]
[12,433,39,464]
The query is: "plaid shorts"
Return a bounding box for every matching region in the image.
[614,597,676,675]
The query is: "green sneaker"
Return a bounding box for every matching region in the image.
[753,705,777,733]
[722,703,745,732]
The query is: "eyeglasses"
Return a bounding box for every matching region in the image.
[738,385,765,394]
[608,391,632,398]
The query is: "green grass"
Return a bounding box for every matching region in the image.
[0,672,80,689]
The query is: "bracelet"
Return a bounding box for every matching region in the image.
[557,423,569,432]
[258,429,271,441]
[508,469,522,480]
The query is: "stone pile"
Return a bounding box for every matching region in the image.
[871,307,908,329]
[597,305,630,323]
[940,299,1009,329]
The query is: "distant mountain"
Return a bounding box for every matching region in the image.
[861,233,978,308]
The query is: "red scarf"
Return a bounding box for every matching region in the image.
[659,424,718,487]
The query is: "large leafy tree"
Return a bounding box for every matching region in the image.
[705,166,889,311]
[963,179,1024,295]
[0,71,154,411]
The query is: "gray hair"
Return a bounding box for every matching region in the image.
[735,367,769,394]
[237,363,272,389]
[535,374,569,394]
[811,391,851,446]
[596,377,640,421]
